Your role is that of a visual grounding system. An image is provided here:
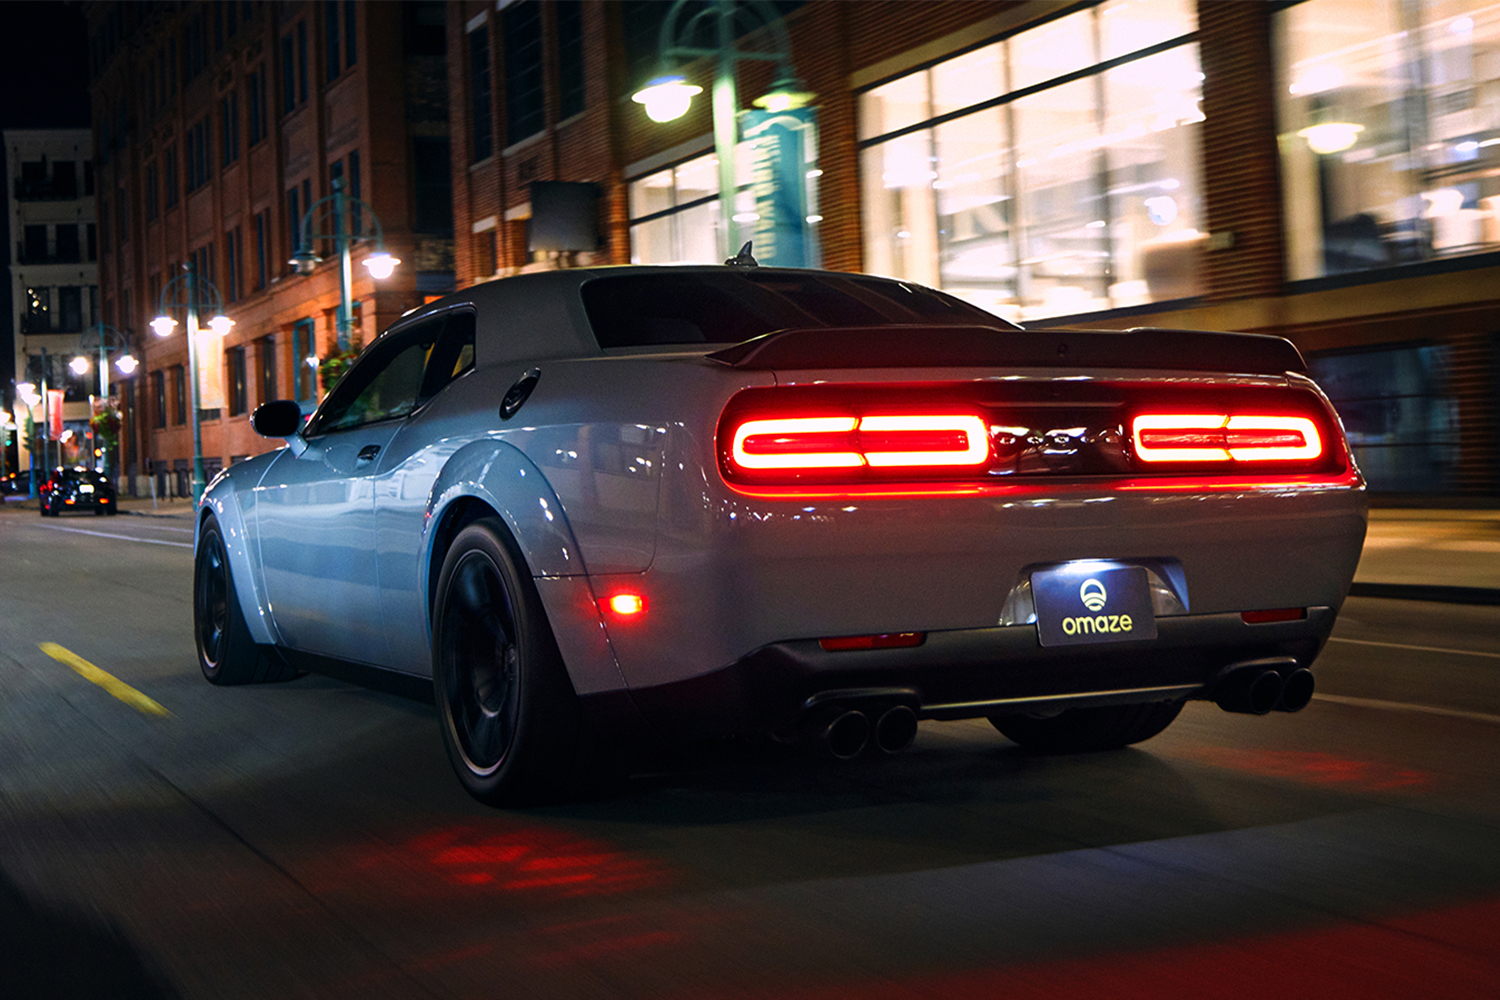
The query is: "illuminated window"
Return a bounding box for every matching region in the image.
[1276,0,1500,281]
[859,0,1200,322]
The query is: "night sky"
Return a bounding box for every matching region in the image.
[1,1,92,400]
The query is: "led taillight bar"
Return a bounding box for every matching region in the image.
[1132,413,1323,464]
[731,414,989,472]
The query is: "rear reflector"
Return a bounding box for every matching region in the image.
[819,632,925,652]
[731,414,988,473]
[1241,607,1307,624]
[1133,414,1323,464]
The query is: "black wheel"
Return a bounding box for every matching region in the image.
[93,504,106,516]
[105,504,119,515]
[195,514,297,685]
[432,518,595,806]
[989,700,1184,754]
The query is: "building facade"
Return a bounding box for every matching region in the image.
[84,0,452,496]
[6,128,99,481]
[86,1,1500,497]
[448,0,1500,497]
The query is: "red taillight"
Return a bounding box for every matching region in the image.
[730,413,989,474]
[1132,413,1323,464]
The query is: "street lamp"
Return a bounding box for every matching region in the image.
[631,0,813,260]
[152,261,232,503]
[289,176,399,351]
[73,323,137,479]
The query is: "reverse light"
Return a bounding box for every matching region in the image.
[730,414,989,473]
[1132,413,1323,464]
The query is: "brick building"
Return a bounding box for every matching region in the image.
[450,0,1500,497]
[84,0,451,496]
[87,1,1500,497]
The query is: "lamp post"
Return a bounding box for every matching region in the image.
[72,323,137,480]
[631,0,813,261]
[152,261,233,504]
[289,176,399,352]
[14,379,41,498]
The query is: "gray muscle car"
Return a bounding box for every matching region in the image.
[193,259,1367,805]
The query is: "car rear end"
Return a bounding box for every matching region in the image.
[588,320,1366,750]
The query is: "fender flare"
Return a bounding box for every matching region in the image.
[198,470,281,647]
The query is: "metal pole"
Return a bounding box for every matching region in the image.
[185,263,206,503]
[334,177,353,351]
[39,346,50,476]
[98,325,109,477]
[712,0,740,260]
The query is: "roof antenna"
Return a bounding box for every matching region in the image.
[724,241,758,268]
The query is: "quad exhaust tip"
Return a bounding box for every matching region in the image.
[1213,659,1315,715]
[809,701,921,759]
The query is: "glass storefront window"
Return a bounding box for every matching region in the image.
[1277,0,1500,281]
[860,3,1202,320]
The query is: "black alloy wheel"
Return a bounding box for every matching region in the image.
[432,518,593,806]
[194,514,296,685]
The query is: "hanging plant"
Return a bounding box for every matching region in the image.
[318,339,363,391]
[90,404,121,450]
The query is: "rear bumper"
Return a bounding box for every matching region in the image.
[623,607,1336,740]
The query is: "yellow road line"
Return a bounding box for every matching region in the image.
[39,643,173,717]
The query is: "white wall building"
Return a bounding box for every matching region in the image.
[6,128,100,479]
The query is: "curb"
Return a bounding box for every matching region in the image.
[1348,582,1500,606]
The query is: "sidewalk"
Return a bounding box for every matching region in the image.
[1353,508,1500,604]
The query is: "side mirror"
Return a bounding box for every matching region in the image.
[251,400,305,439]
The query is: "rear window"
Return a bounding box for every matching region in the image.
[580,271,1007,349]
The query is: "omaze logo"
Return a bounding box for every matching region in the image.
[1079,578,1107,611]
[1063,577,1135,637]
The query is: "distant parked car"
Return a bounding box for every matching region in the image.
[40,467,117,516]
[1,470,33,498]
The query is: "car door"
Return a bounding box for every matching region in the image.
[372,310,478,673]
[255,319,446,665]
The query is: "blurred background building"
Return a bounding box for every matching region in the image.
[5,129,98,481]
[76,0,1500,497]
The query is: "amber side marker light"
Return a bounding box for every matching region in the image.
[1132,414,1323,464]
[1241,608,1307,624]
[819,632,925,652]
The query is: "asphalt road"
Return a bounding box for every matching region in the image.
[2,506,1499,999]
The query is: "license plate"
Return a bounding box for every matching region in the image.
[79,484,94,494]
[1032,564,1157,647]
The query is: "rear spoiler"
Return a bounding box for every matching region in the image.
[706,325,1307,376]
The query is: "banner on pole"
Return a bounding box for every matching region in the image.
[741,107,818,268]
[47,390,64,438]
[196,327,227,411]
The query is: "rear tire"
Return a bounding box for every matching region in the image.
[432,518,596,806]
[989,700,1183,754]
[195,514,297,685]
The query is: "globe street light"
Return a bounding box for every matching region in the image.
[73,322,137,479]
[152,261,232,503]
[289,176,399,352]
[631,0,813,261]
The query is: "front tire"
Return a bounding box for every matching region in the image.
[989,700,1183,754]
[194,514,296,685]
[432,518,592,806]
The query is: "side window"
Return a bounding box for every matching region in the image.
[418,310,476,403]
[306,320,443,436]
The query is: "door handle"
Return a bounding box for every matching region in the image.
[356,444,381,463]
